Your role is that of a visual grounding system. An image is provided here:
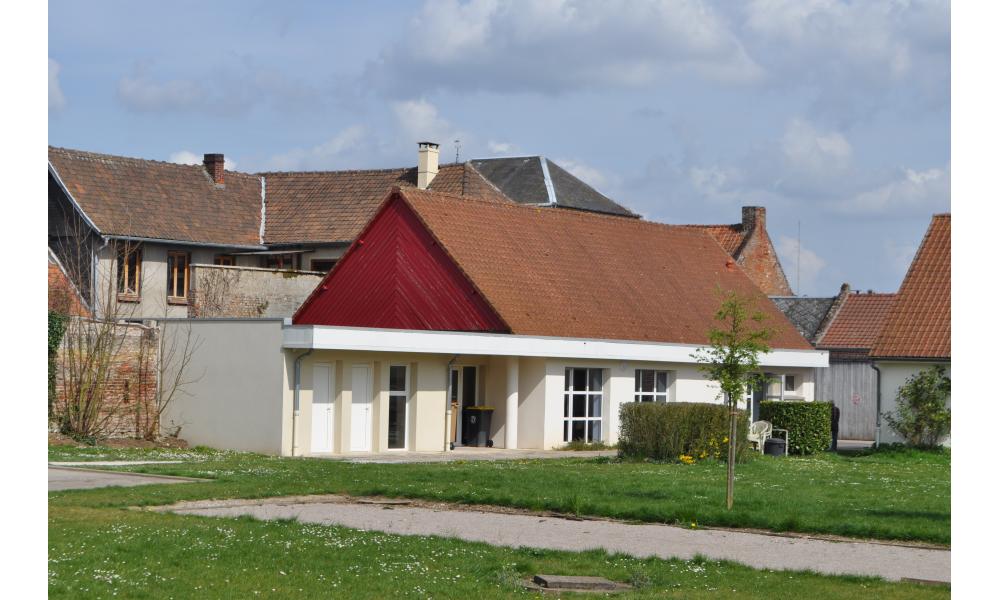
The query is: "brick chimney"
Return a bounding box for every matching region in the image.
[417,142,439,189]
[203,153,225,185]
[741,206,765,232]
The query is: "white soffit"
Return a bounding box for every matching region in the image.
[283,325,829,368]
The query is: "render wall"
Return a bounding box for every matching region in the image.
[875,360,951,446]
[160,319,286,453]
[189,264,323,318]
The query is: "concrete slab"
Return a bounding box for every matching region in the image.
[160,495,951,583]
[48,466,203,491]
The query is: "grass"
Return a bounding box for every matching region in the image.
[48,444,950,545]
[49,494,948,599]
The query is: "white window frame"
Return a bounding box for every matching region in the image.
[563,367,604,443]
[634,369,672,403]
[387,364,409,451]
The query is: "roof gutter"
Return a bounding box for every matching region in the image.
[105,235,266,251]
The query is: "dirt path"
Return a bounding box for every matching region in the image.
[159,495,950,583]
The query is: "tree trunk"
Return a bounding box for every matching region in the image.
[727,396,738,510]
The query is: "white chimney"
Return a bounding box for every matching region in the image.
[417,142,440,189]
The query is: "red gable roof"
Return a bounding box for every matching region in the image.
[871,215,951,359]
[297,188,813,350]
[817,292,896,350]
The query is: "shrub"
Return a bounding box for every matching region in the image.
[884,365,951,447]
[759,401,831,455]
[618,402,750,462]
[48,310,68,415]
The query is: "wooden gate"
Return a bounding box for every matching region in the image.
[815,361,877,440]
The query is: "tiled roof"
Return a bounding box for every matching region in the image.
[262,163,511,244]
[688,225,747,255]
[48,147,264,247]
[470,157,637,217]
[871,215,951,359]
[397,187,812,349]
[770,297,837,344]
[817,293,896,350]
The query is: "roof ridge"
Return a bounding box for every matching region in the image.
[48,145,259,179]
[256,161,471,177]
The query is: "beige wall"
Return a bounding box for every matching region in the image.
[876,361,951,446]
[96,242,243,319]
[160,319,286,454]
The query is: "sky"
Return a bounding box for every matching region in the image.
[48,0,950,296]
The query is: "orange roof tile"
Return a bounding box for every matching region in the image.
[817,293,896,350]
[688,224,747,254]
[871,215,951,359]
[395,188,813,349]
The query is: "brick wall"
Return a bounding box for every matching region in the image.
[737,208,793,296]
[48,259,90,317]
[52,320,160,438]
[188,264,323,318]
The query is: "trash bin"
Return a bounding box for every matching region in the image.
[763,437,786,457]
[461,406,494,447]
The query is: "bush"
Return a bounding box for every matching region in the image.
[884,365,951,447]
[618,402,750,462]
[759,401,831,455]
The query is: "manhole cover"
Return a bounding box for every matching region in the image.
[530,574,630,593]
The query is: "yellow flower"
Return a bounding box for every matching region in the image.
[690,521,698,529]
[723,437,729,443]
[679,454,695,465]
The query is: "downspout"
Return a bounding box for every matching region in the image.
[872,364,882,448]
[292,349,314,457]
[444,355,458,451]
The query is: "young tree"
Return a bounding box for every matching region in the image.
[884,365,951,447]
[692,289,774,510]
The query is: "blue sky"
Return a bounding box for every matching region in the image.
[48,0,950,296]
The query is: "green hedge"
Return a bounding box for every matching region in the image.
[618,402,750,462]
[759,401,832,454]
[48,310,68,414]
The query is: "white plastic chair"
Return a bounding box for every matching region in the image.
[748,420,772,454]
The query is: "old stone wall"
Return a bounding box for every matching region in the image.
[188,264,323,318]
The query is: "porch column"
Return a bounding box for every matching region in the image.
[505,356,519,449]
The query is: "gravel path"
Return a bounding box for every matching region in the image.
[161,495,950,583]
[48,466,203,491]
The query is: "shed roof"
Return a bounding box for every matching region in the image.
[817,293,896,350]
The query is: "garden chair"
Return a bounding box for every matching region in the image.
[748,420,772,454]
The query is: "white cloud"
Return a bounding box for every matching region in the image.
[266,125,367,171]
[780,117,853,175]
[118,70,208,113]
[884,239,918,280]
[391,99,462,146]
[49,59,67,111]
[487,141,516,155]
[776,235,826,294]
[555,158,611,190]
[169,150,237,171]
[837,165,950,216]
[367,0,763,95]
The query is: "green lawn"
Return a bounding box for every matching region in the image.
[50,490,947,599]
[49,445,950,544]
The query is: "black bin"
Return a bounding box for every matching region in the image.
[461,407,494,447]
[764,437,786,457]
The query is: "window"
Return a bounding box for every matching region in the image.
[564,368,603,443]
[214,254,235,266]
[784,375,796,393]
[310,259,338,272]
[387,365,408,450]
[116,244,142,299]
[635,369,671,402]
[166,251,190,302]
[262,253,299,270]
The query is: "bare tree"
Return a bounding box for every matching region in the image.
[134,321,203,440]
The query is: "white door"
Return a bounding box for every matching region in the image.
[350,365,372,452]
[310,364,334,454]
